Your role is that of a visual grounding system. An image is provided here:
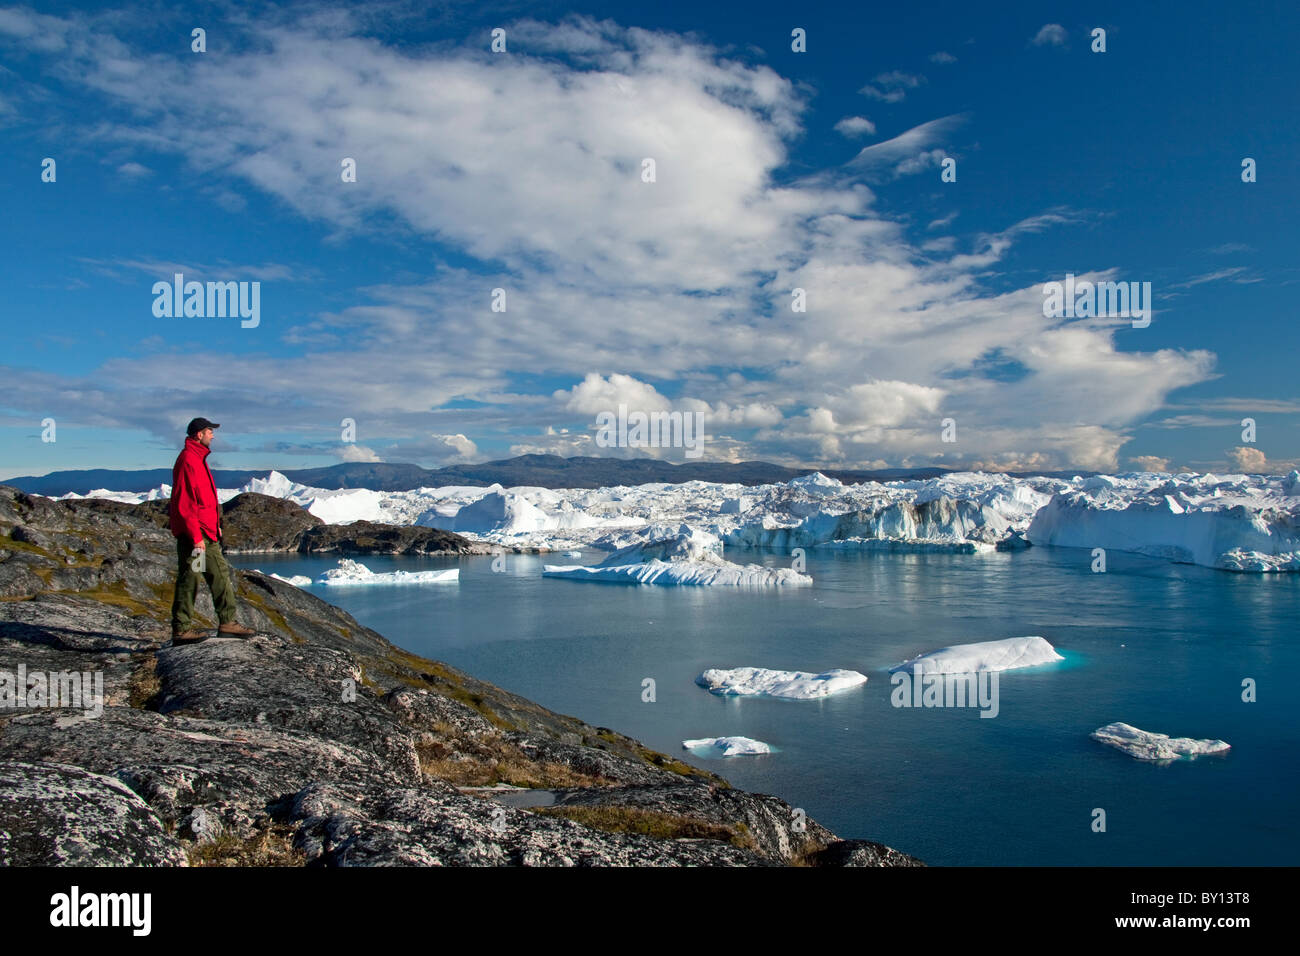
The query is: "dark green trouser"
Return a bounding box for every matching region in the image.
[171,536,237,631]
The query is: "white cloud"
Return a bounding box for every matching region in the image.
[0,11,1220,472]
[834,115,876,138]
[1226,446,1267,472]
[846,114,966,179]
[557,373,673,416]
[1128,455,1172,473]
[1031,24,1068,47]
[338,443,382,462]
[859,70,924,102]
[929,52,957,64]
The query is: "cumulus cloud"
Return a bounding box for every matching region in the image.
[929,51,957,64]
[338,443,382,462]
[557,373,672,416]
[1128,455,1172,473]
[1226,446,1267,472]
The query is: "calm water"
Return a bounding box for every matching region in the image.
[248,547,1300,865]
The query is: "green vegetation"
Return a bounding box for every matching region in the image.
[532,805,757,851]
[416,732,604,788]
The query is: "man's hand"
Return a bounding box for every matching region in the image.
[192,539,206,554]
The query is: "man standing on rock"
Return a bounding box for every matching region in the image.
[169,417,255,644]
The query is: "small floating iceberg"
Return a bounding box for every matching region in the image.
[315,558,460,586]
[543,560,810,586]
[543,530,812,587]
[889,636,1064,674]
[267,572,313,587]
[1090,722,1231,761]
[696,667,867,699]
[682,736,773,757]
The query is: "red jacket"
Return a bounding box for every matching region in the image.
[169,437,222,544]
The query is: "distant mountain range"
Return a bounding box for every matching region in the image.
[4,453,1093,496]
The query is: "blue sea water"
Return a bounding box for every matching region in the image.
[247,546,1300,865]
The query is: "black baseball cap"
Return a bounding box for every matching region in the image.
[186,417,221,437]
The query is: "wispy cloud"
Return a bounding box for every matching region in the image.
[1170,266,1257,289]
[859,70,925,103]
[1031,24,1068,47]
[846,113,966,179]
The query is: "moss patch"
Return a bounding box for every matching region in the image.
[55,584,164,620]
[417,734,604,789]
[532,805,757,850]
[236,586,298,643]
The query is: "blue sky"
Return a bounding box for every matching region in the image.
[1,0,1297,479]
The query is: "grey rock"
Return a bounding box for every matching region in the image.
[807,839,927,867]
[0,761,186,866]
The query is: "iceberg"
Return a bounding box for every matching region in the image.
[696,666,867,699]
[543,560,811,586]
[1090,722,1231,761]
[315,558,459,586]
[266,572,313,587]
[542,530,811,586]
[682,736,773,756]
[1026,476,1300,571]
[889,636,1064,674]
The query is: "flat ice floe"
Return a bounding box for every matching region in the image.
[682,736,773,756]
[889,636,1064,674]
[542,530,812,587]
[264,572,313,587]
[315,558,459,586]
[1090,722,1231,761]
[696,666,867,699]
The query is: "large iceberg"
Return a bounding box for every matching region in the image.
[889,636,1064,674]
[682,736,773,756]
[1090,722,1231,761]
[696,666,867,699]
[1026,473,1300,571]
[315,558,459,586]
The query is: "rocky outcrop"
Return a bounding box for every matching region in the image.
[218,493,489,555]
[0,485,921,867]
[298,519,482,556]
[217,493,323,552]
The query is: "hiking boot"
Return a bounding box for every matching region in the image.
[171,629,210,646]
[217,621,256,636]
